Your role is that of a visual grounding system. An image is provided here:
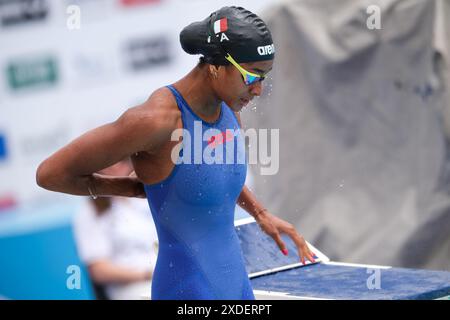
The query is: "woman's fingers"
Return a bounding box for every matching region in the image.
[304,246,316,264]
[261,215,317,263]
[289,231,315,264]
[271,231,288,255]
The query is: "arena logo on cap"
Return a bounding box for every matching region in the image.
[257,44,275,56]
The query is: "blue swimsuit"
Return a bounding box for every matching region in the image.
[144,85,254,300]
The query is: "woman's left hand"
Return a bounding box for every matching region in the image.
[255,210,316,265]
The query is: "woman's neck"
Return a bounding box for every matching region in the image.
[173,66,222,121]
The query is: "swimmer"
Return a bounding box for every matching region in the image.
[36,6,316,300]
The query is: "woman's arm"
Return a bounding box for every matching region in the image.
[36,88,177,198]
[234,111,315,264]
[237,185,266,220]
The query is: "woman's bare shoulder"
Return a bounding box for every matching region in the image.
[138,86,180,126]
[114,86,181,151]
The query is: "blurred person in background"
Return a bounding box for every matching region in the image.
[73,159,158,300]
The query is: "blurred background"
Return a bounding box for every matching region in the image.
[0,0,449,299]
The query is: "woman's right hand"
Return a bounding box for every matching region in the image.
[128,175,146,198]
[127,171,146,198]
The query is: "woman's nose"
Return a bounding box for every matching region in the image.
[249,81,263,96]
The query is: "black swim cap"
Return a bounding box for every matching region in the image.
[180,6,275,65]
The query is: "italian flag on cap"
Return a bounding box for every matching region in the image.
[214,18,228,34]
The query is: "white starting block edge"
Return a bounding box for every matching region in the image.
[252,290,330,300]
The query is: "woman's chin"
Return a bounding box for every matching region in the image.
[234,104,244,111]
[231,100,248,112]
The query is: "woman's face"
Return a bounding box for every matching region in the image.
[216,59,274,112]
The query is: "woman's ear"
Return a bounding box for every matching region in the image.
[209,65,219,79]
